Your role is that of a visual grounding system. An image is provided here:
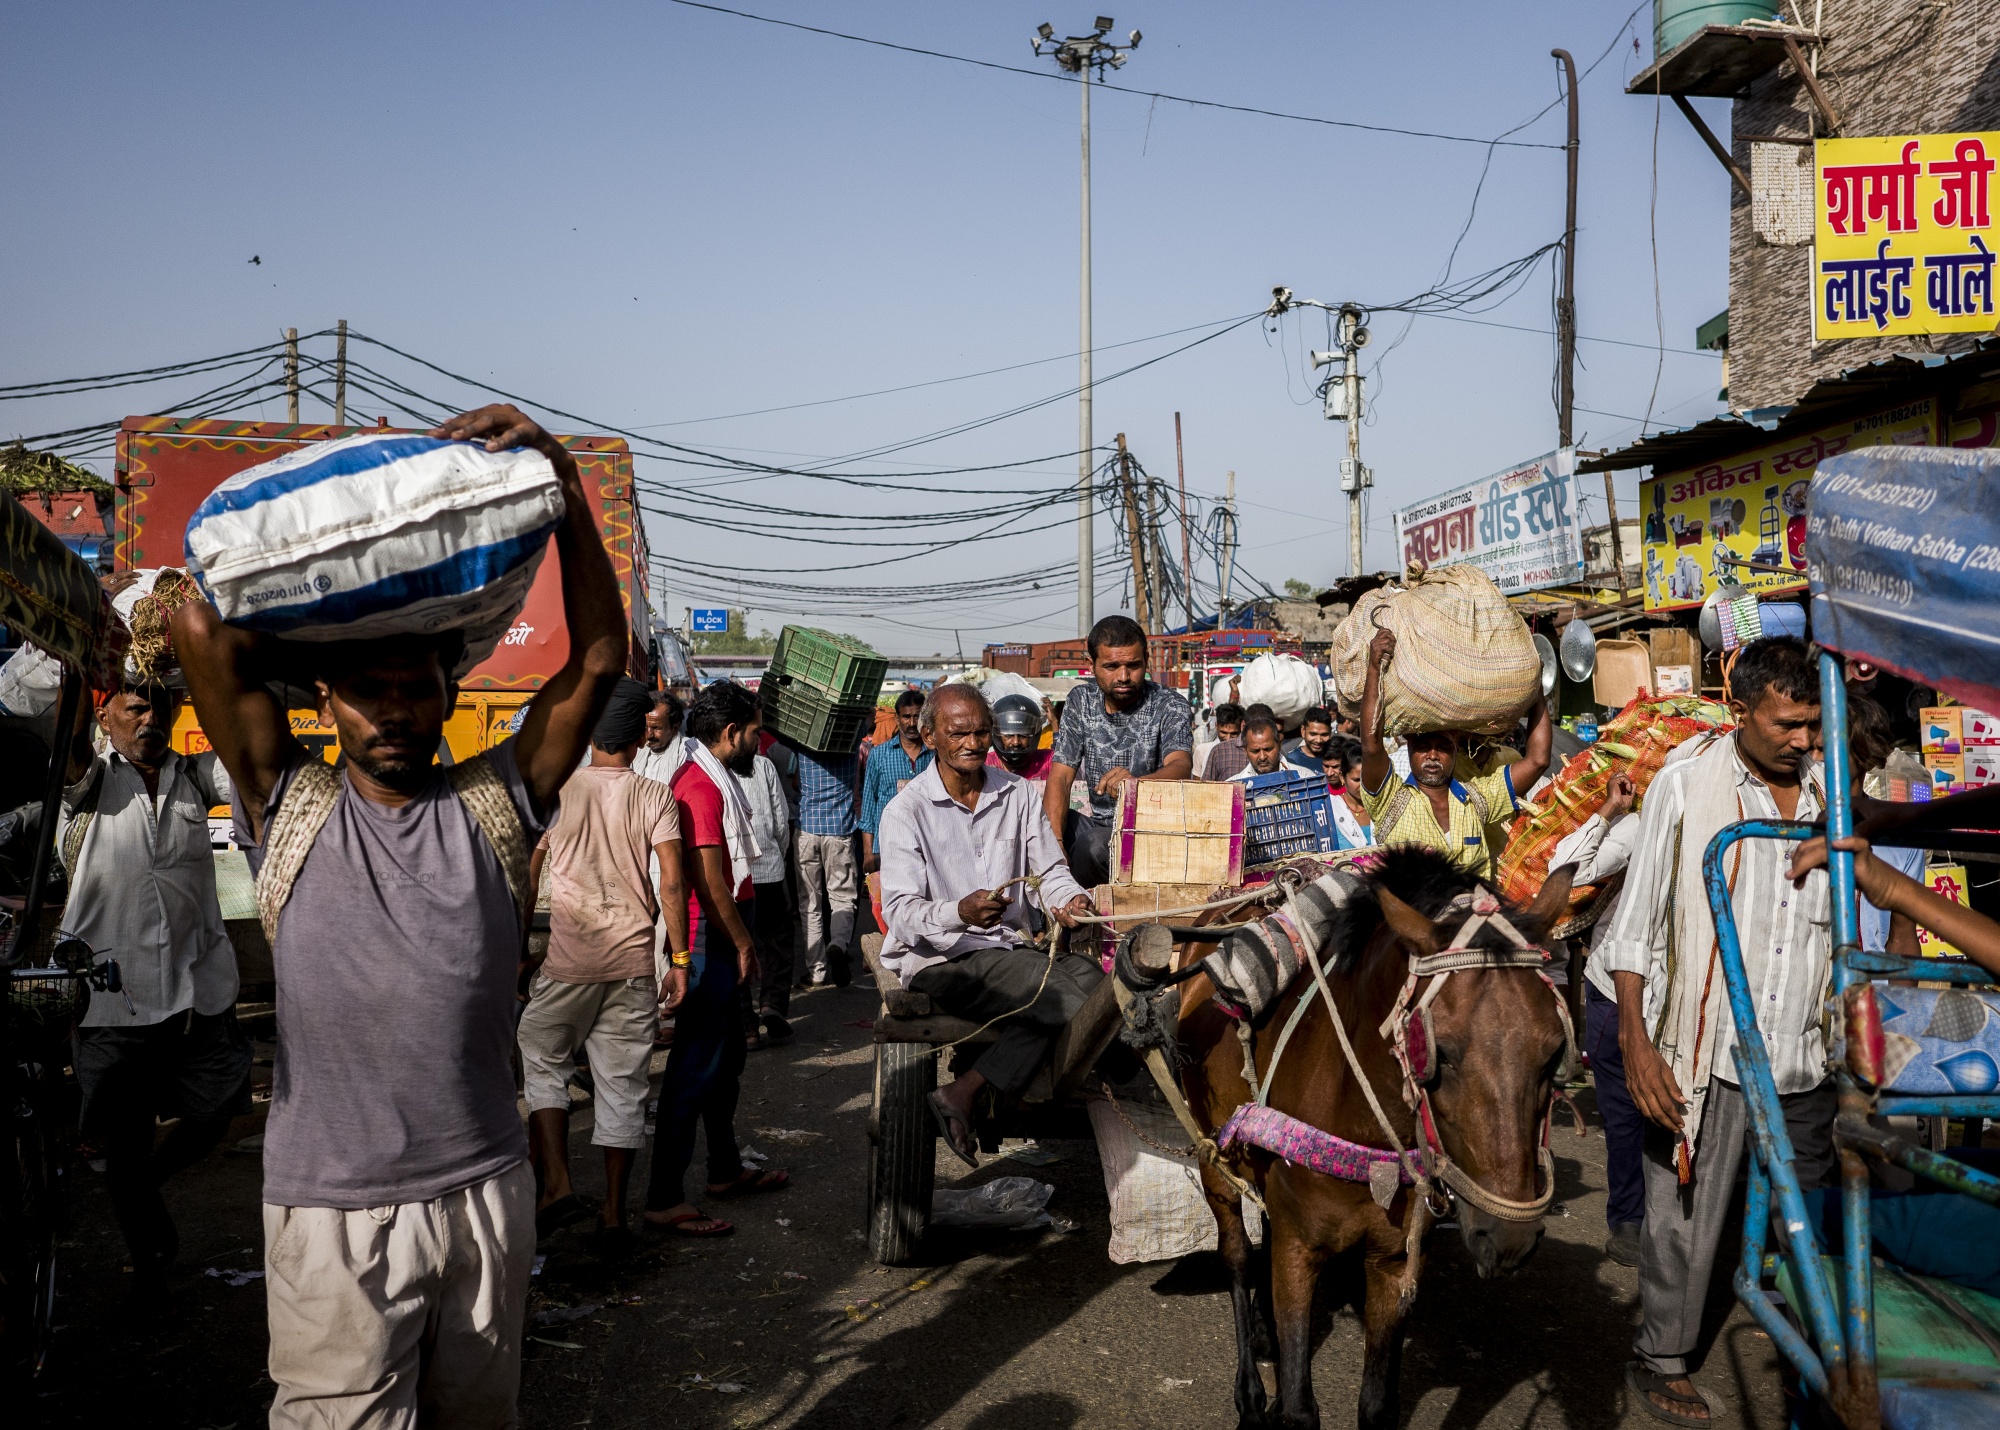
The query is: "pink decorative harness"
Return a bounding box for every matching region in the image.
[1219,886,1577,1222]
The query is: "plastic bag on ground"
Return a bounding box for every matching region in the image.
[931,1175,1056,1230]
[1085,1096,1218,1264]
[1330,564,1541,737]
[1236,653,1323,727]
[183,433,565,678]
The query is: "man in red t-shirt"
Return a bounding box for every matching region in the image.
[643,683,789,1236]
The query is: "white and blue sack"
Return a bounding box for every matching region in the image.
[183,433,565,678]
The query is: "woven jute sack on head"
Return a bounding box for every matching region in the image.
[1331,564,1540,737]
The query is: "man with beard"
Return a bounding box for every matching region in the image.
[60,678,248,1297]
[1356,626,1551,879]
[632,689,687,784]
[173,404,627,1429]
[643,681,790,1236]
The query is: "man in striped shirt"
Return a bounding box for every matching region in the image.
[1595,637,1831,1425]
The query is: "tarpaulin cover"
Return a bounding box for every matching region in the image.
[0,490,127,690]
[1808,447,2000,712]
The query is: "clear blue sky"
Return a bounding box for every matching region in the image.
[4,1,1733,653]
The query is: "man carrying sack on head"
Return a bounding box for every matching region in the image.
[174,405,628,1430]
[1593,636,1833,1426]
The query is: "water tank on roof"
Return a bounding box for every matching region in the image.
[1656,2,1777,59]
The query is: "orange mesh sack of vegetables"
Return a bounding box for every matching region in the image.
[1496,695,1733,911]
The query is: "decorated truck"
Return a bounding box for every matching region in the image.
[111,415,658,762]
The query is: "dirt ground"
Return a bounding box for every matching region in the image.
[22,972,1797,1430]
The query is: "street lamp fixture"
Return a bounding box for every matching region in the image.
[1033,18,1141,634]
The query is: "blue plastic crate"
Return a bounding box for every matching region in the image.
[1240,770,1338,866]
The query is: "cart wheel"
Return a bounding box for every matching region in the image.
[866,1040,936,1266]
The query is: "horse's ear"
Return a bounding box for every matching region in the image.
[1377,887,1438,955]
[1521,863,1578,940]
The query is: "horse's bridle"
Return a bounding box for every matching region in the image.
[1378,889,1577,1224]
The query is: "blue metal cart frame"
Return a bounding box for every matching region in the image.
[1706,654,2000,1429]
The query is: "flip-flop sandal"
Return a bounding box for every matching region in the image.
[1625,1362,1718,1427]
[647,1211,734,1238]
[927,1089,980,1170]
[706,1167,791,1198]
[535,1194,597,1240]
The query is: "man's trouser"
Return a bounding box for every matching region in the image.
[76,1008,253,1271]
[646,902,752,1210]
[1583,984,1646,1232]
[516,973,657,1148]
[1634,1077,1836,1377]
[265,1160,535,1430]
[908,947,1103,1096]
[1061,812,1112,890]
[745,880,795,1021]
[795,831,857,976]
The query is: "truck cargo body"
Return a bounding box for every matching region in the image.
[112,416,656,763]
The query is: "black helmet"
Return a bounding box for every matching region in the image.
[992,694,1044,738]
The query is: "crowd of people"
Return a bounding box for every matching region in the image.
[28,410,2000,1427]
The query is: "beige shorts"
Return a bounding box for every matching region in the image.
[516,972,658,1148]
[265,1161,535,1430]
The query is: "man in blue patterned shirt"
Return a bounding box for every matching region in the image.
[860,688,931,872]
[790,745,860,986]
[1044,615,1194,886]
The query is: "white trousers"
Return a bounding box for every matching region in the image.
[265,1161,535,1430]
[794,830,857,968]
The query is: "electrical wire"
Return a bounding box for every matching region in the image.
[660,0,1565,151]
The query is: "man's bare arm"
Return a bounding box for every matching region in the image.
[430,405,626,816]
[170,601,305,842]
[1043,763,1078,837]
[693,844,756,980]
[1507,694,1555,795]
[1359,627,1395,795]
[1138,750,1193,782]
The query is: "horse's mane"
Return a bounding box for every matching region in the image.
[1362,845,1485,922]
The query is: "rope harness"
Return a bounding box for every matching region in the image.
[1218,884,1578,1226]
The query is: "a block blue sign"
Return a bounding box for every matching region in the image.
[691,608,729,633]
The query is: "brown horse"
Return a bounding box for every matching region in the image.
[1165,848,1575,1430]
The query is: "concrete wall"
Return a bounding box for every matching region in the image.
[1728,1,2000,411]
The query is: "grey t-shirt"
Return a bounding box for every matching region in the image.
[239,742,543,1209]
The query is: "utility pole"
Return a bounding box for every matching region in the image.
[1272,288,1373,577]
[1174,411,1193,631]
[1034,18,1141,637]
[334,318,349,427]
[285,327,299,424]
[1551,46,1625,598]
[1219,470,1237,629]
[1116,433,1151,631]
[1143,469,1167,630]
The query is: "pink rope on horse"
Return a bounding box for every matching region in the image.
[1217,1103,1413,1185]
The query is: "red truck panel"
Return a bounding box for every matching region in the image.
[114,417,653,690]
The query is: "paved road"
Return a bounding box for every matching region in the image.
[29,981,1791,1428]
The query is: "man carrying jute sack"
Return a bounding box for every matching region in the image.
[173,405,628,1430]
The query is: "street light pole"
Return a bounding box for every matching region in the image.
[1035,18,1140,636]
[1271,287,1373,576]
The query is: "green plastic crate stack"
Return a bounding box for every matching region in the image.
[762,626,886,754]
[768,626,888,704]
